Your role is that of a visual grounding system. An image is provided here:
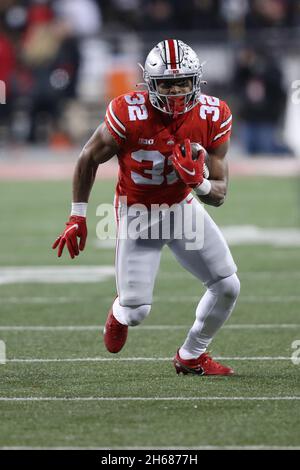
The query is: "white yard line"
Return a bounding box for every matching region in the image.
[2,295,300,304]
[2,266,300,285]
[221,324,300,329]
[155,296,300,303]
[238,271,300,279]
[1,446,300,450]
[160,271,300,279]
[0,266,115,285]
[4,356,293,363]
[1,297,81,304]
[0,324,299,331]
[0,396,299,402]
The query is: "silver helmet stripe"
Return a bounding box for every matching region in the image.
[163,40,170,68]
[163,39,180,70]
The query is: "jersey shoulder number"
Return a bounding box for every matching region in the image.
[105,92,149,145]
[199,94,221,122]
[199,94,232,149]
[124,92,148,122]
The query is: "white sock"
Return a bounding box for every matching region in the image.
[179,274,240,359]
[112,297,151,326]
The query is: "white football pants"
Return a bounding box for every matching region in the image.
[113,194,239,356]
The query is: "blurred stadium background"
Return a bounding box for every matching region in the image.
[1,0,300,450]
[0,0,300,156]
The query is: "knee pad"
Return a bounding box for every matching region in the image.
[209,273,240,301]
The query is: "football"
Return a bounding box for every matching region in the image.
[180,142,210,178]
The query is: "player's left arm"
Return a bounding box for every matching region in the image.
[197,139,229,207]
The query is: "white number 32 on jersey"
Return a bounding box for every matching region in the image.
[199,95,220,122]
[125,94,148,121]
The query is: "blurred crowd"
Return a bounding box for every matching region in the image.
[0,0,299,154]
[108,0,300,33]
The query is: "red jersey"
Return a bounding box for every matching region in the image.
[105,91,232,207]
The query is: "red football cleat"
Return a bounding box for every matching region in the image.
[103,309,128,353]
[173,350,234,376]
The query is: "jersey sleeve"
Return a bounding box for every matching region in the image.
[104,95,128,146]
[208,100,232,150]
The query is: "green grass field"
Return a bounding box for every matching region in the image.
[0,177,300,449]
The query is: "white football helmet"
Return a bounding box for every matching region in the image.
[141,39,205,116]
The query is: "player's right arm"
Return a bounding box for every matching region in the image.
[72,122,119,203]
[52,122,120,259]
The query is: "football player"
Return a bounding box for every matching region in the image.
[53,39,240,376]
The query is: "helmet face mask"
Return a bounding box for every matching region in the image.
[148,74,201,116]
[142,39,204,116]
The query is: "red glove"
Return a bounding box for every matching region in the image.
[52,216,87,259]
[171,139,205,187]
